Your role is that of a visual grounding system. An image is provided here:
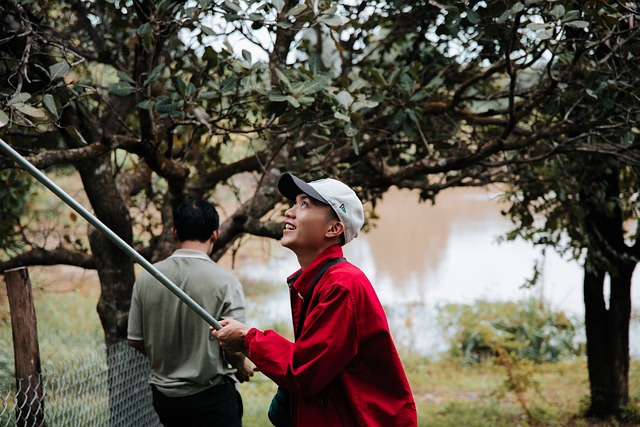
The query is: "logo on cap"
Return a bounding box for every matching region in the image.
[339,203,347,213]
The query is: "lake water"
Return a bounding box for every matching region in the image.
[221,187,640,359]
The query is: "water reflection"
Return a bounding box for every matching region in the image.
[221,187,640,358]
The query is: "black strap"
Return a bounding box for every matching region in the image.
[295,257,346,338]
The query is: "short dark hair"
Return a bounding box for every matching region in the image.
[173,199,219,242]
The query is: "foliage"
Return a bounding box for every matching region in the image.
[0,0,637,274]
[0,169,34,255]
[437,298,583,364]
[438,298,586,423]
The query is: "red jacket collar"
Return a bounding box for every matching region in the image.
[287,245,344,294]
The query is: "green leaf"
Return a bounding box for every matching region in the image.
[0,111,9,128]
[199,91,217,100]
[154,98,179,114]
[272,0,284,13]
[510,2,525,13]
[117,71,136,84]
[388,68,401,85]
[143,63,164,87]
[242,49,252,63]
[201,25,216,36]
[344,123,358,137]
[538,29,554,40]
[297,96,315,105]
[284,95,300,108]
[63,125,89,145]
[334,111,350,122]
[335,91,353,109]
[389,109,406,131]
[49,62,70,80]
[109,82,136,96]
[496,11,510,24]
[563,10,581,22]
[399,73,414,95]
[409,90,428,102]
[175,77,187,96]
[351,136,359,155]
[137,99,155,109]
[317,13,349,27]
[185,83,196,97]
[564,20,588,29]
[268,93,289,102]
[13,103,46,118]
[274,21,294,28]
[274,68,292,91]
[8,93,31,105]
[137,22,151,36]
[223,0,241,13]
[465,9,481,24]
[288,3,307,17]
[141,30,154,53]
[308,55,322,75]
[43,94,59,119]
[526,23,547,31]
[370,69,387,86]
[551,4,565,18]
[351,100,378,112]
[185,7,197,19]
[294,74,331,96]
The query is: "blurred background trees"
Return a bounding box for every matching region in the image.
[1,0,638,418]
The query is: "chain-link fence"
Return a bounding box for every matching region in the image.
[0,341,160,426]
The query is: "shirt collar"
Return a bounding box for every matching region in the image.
[169,249,212,261]
[287,245,344,293]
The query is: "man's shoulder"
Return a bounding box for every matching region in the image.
[323,261,370,289]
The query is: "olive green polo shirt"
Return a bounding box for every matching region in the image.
[127,249,246,397]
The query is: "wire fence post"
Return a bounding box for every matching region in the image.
[3,267,45,427]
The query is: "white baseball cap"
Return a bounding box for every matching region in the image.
[278,172,364,245]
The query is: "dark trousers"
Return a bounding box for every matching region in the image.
[151,377,243,427]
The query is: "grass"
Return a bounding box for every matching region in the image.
[400,353,640,426]
[1,267,639,426]
[237,355,640,427]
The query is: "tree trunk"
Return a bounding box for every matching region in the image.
[77,155,136,346]
[580,161,635,418]
[583,251,633,417]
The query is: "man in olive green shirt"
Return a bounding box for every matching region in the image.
[128,199,252,426]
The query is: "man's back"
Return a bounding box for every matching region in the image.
[128,249,246,397]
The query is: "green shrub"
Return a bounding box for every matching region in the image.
[437,298,583,363]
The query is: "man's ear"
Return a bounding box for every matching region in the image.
[171,227,179,242]
[210,229,220,242]
[326,221,345,240]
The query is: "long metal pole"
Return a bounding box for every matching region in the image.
[0,138,222,330]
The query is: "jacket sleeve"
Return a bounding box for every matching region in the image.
[246,283,358,398]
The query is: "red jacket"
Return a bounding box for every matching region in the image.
[244,245,417,426]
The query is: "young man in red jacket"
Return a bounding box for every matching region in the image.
[212,172,417,426]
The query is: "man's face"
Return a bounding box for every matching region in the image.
[281,193,335,253]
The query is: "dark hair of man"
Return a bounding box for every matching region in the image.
[173,199,219,242]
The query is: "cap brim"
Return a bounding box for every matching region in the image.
[278,173,328,204]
